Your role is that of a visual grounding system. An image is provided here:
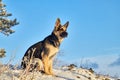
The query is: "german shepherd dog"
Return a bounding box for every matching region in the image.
[21,18,69,75]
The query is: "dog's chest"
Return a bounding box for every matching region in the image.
[46,44,59,58]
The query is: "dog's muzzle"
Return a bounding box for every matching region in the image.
[60,32,68,38]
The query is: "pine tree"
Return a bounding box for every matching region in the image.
[0,0,19,36]
[0,0,19,58]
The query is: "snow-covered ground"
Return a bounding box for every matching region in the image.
[0,64,116,80]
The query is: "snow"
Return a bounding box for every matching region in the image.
[0,65,115,80]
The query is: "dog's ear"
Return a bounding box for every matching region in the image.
[62,21,69,31]
[55,18,61,29]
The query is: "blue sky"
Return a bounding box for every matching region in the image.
[0,0,120,77]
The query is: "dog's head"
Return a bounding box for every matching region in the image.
[52,18,69,42]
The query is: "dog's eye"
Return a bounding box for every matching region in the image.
[56,27,64,31]
[57,29,60,31]
[61,28,64,31]
[59,27,64,31]
[57,28,64,31]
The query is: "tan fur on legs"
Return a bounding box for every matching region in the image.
[42,56,51,75]
[49,60,54,75]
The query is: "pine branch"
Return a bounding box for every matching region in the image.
[0,0,19,36]
[0,48,6,58]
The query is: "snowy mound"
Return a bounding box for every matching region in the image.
[0,64,114,80]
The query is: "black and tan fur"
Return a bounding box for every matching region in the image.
[21,18,69,75]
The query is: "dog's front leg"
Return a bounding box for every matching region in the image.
[49,60,54,75]
[42,56,51,75]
